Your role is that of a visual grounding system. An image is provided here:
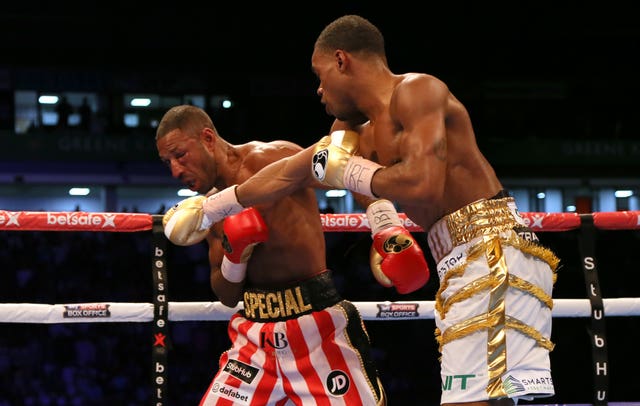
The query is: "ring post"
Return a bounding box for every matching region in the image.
[151,215,170,405]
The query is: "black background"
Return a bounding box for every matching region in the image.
[2,2,639,146]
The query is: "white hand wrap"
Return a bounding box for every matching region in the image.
[312,130,382,197]
[366,199,402,236]
[343,156,382,198]
[220,258,247,283]
[202,185,244,227]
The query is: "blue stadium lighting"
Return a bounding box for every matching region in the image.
[177,189,198,197]
[325,190,347,197]
[38,95,59,104]
[130,98,151,107]
[615,190,633,198]
[68,187,90,196]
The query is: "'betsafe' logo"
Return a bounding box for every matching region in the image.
[320,213,420,232]
[0,211,21,227]
[47,212,116,228]
[321,213,369,230]
[522,213,545,229]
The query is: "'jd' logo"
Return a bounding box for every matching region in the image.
[326,370,350,396]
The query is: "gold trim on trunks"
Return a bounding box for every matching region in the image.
[436,237,557,320]
[444,197,519,247]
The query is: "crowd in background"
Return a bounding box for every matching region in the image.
[0,227,639,404]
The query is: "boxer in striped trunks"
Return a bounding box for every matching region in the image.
[204,271,381,405]
[156,105,387,405]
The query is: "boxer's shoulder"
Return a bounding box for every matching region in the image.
[241,141,303,171]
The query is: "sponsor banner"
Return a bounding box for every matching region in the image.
[0,210,153,232]
[151,215,170,405]
[0,211,636,233]
[209,382,251,403]
[320,213,421,232]
[63,304,111,318]
[223,360,259,384]
[0,302,152,323]
[341,301,430,320]
[376,302,421,319]
[320,212,640,232]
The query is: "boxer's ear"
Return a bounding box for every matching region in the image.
[201,127,218,155]
[201,127,215,143]
[335,50,347,71]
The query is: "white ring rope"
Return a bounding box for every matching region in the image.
[1,209,639,325]
[1,298,639,324]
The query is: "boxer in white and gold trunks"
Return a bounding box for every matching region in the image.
[165,15,562,405]
[428,191,558,403]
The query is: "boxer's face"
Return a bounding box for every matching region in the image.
[311,48,360,122]
[312,47,340,117]
[157,128,217,194]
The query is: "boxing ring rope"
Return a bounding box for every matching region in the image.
[1,209,640,405]
[1,209,639,323]
[2,297,639,323]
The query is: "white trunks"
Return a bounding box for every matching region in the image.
[428,195,560,403]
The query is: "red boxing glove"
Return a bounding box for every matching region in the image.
[367,200,430,294]
[370,226,430,294]
[220,207,268,283]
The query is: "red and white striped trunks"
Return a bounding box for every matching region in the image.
[199,271,385,406]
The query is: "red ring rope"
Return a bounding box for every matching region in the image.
[1,209,638,232]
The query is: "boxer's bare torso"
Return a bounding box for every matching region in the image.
[346,73,503,231]
[217,141,327,287]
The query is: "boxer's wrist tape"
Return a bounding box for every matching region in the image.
[366,199,402,236]
[342,156,383,198]
[201,185,244,229]
[221,257,247,283]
